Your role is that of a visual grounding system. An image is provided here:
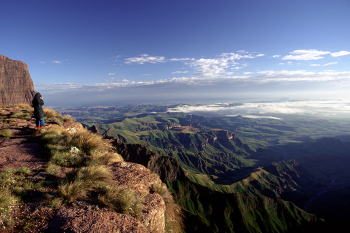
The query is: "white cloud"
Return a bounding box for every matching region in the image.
[125,54,165,64]
[170,58,194,61]
[108,73,116,75]
[309,64,321,66]
[188,52,255,77]
[256,70,350,82]
[52,61,62,64]
[172,71,189,74]
[256,54,265,57]
[323,62,337,66]
[331,51,350,57]
[273,55,281,58]
[168,101,350,118]
[282,49,330,60]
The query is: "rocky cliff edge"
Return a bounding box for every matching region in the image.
[0,105,180,232]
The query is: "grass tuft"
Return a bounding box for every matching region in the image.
[63,114,75,123]
[89,151,124,166]
[58,180,91,203]
[0,128,12,139]
[15,167,31,175]
[50,151,84,167]
[0,188,19,228]
[44,108,62,119]
[46,164,62,176]
[98,186,144,220]
[152,184,184,233]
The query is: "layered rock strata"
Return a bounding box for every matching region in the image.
[0,54,34,106]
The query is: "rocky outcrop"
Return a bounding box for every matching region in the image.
[0,55,34,106]
[110,162,166,232]
[46,206,151,233]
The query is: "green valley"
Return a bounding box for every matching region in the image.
[55,104,350,232]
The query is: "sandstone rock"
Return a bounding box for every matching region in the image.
[110,162,167,233]
[0,55,35,106]
[46,206,150,233]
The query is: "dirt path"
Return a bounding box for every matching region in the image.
[0,137,46,173]
[0,111,47,173]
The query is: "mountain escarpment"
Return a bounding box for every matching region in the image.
[106,136,324,233]
[0,55,34,106]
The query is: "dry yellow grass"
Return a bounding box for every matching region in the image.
[152,184,184,233]
[44,108,62,119]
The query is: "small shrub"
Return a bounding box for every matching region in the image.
[0,128,12,139]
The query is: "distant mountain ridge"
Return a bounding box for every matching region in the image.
[0,55,34,106]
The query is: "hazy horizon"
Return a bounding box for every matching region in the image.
[2,0,349,106]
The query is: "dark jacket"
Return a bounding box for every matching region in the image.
[32,92,45,118]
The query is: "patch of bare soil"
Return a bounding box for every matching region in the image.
[0,137,46,173]
[0,116,46,173]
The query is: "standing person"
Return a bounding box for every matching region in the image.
[32,92,45,129]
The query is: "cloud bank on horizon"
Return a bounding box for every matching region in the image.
[1,0,349,106]
[167,100,350,119]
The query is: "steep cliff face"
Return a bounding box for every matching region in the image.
[0,55,34,106]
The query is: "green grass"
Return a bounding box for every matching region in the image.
[98,186,144,220]
[0,128,12,139]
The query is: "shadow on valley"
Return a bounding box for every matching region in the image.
[108,134,350,232]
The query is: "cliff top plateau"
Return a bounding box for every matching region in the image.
[0,104,181,232]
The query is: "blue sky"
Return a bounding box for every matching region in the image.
[1,0,350,106]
